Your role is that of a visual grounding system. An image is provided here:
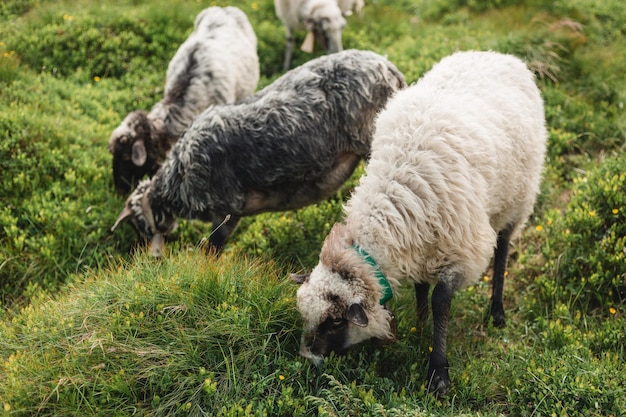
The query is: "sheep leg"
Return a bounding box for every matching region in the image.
[490,226,512,328]
[427,268,461,397]
[414,283,429,322]
[283,27,295,72]
[207,215,241,254]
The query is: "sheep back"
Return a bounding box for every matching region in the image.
[150,6,259,136]
[109,6,259,194]
[150,49,406,221]
[345,50,547,287]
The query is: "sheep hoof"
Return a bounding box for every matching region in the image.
[427,367,451,397]
[490,303,506,328]
[492,315,506,328]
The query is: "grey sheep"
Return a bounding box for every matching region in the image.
[108,6,259,194]
[275,0,347,71]
[292,51,547,397]
[111,49,406,256]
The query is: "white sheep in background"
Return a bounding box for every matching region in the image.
[292,50,547,397]
[108,6,259,194]
[111,50,406,256]
[275,0,346,71]
[338,0,364,16]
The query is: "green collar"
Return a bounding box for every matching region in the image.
[352,245,393,305]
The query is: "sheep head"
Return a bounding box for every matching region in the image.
[108,110,160,194]
[111,179,177,257]
[292,224,396,366]
[304,1,346,54]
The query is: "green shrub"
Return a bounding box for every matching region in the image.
[0,0,35,20]
[10,12,184,80]
[531,152,626,311]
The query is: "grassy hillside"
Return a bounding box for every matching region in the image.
[1,0,625,415]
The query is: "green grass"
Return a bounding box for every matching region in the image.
[1,0,625,415]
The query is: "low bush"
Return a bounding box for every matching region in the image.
[525,152,626,312]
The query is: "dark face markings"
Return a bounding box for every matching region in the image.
[309,315,350,357]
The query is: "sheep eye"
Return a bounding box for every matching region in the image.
[330,318,346,330]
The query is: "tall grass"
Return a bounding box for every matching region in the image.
[1,250,303,416]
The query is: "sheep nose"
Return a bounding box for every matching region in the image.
[299,334,325,366]
[299,344,324,367]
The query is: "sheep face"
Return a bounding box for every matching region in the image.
[111,179,177,257]
[109,111,159,194]
[305,8,345,53]
[293,262,396,366]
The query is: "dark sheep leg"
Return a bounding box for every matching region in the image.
[414,282,430,322]
[207,215,240,255]
[490,226,512,328]
[427,268,461,397]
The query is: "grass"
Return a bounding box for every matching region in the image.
[1,0,625,415]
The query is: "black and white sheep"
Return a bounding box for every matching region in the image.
[292,50,547,396]
[275,0,347,71]
[111,49,406,256]
[108,6,259,194]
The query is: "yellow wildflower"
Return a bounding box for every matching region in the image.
[251,2,259,10]
[588,210,596,217]
[609,307,616,315]
[4,404,10,412]
[410,327,417,333]
[279,374,285,381]
[535,225,543,232]
[612,208,619,214]
[94,76,101,82]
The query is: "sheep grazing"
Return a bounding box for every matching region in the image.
[108,6,259,194]
[275,0,347,71]
[111,49,406,257]
[338,0,364,16]
[292,50,547,397]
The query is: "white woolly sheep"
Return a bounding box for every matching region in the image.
[337,0,364,16]
[275,0,347,71]
[111,49,406,256]
[292,50,547,397]
[108,6,259,194]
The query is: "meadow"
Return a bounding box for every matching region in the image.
[0,0,625,415]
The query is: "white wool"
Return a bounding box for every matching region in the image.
[346,50,546,289]
[275,0,346,70]
[275,0,343,31]
[337,0,364,15]
[297,50,547,344]
[150,6,259,135]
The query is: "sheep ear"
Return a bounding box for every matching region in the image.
[346,303,368,327]
[290,273,310,285]
[131,140,147,167]
[111,206,133,232]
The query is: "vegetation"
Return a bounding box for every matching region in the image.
[1,0,624,415]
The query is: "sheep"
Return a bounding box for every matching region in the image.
[275,0,347,71]
[292,50,547,397]
[108,6,259,194]
[337,0,364,16]
[111,49,406,257]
